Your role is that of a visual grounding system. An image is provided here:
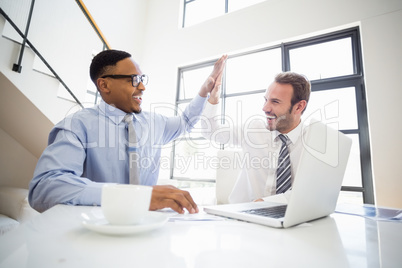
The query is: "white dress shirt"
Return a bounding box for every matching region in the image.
[201,101,306,203]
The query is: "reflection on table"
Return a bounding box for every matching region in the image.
[0,203,401,268]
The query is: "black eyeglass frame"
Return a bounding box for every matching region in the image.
[101,74,148,87]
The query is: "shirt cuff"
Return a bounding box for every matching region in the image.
[80,183,104,206]
[193,93,207,105]
[203,101,219,118]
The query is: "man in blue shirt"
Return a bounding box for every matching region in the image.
[29,50,227,213]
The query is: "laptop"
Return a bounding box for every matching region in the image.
[204,121,352,228]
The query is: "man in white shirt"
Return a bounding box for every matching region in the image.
[201,72,311,203]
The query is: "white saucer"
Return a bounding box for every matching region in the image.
[82,211,168,235]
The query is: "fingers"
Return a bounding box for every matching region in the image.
[210,55,228,79]
[150,185,199,214]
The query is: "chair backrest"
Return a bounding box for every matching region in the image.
[215,149,242,204]
[0,187,39,221]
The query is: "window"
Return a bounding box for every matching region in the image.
[173,27,374,204]
[182,0,266,28]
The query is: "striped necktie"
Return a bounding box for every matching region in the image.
[276,134,292,194]
[123,114,140,185]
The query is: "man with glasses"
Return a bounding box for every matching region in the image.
[29,49,227,213]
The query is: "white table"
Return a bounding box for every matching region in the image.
[0,204,401,268]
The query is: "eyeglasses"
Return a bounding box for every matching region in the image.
[101,74,149,87]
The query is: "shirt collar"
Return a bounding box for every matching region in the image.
[273,121,303,145]
[98,99,130,125]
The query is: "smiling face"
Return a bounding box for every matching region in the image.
[262,82,306,134]
[97,57,146,114]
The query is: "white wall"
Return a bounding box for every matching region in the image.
[128,0,401,208]
[361,9,402,208]
[84,0,148,64]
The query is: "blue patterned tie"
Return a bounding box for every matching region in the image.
[124,114,140,185]
[276,134,292,194]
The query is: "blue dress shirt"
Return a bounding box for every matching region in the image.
[29,95,206,212]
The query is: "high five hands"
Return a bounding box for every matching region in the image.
[199,55,228,98]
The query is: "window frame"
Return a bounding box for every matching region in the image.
[182,0,228,28]
[182,0,266,28]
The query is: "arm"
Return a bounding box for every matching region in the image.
[200,75,244,146]
[28,128,104,212]
[150,57,227,213]
[30,127,199,214]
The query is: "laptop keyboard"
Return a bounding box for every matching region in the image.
[241,205,287,219]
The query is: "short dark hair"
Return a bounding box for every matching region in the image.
[89,49,132,85]
[275,72,311,113]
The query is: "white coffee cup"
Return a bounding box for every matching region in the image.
[101,184,152,225]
